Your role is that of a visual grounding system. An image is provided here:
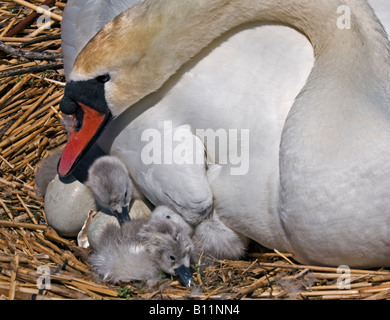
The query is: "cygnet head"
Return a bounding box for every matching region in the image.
[139,219,194,287]
[149,206,193,236]
[86,156,132,225]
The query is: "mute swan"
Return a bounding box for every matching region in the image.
[89,218,193,286]
[55,0,390,268]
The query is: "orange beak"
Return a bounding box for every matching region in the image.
[58,103,110,178]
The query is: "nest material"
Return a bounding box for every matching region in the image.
[0,0,390,301]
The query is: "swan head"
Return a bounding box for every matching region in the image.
[58,4,174,177]
[58,0,244,177]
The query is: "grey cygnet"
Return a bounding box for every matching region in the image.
[89,216,193,287]
[150,206,248,264]
[85,155,140,225]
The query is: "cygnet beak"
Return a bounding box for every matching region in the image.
[174,265,192,287]
[113,206,131,226]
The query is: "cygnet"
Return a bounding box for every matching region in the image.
[149,206,248,264]
[89,217,193,287]
[85,155,141,225]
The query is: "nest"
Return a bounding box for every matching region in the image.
[0,0,389,301]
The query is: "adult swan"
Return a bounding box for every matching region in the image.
[57,0,390,268]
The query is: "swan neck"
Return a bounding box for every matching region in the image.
[149,0,390,86]
[77,0,390,113]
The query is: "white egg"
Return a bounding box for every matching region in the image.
[45,174,96,237]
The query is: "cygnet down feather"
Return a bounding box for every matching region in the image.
[149,206,248,264]
[85,155,133,225]
[89,217,193,287]
[149,206,193,236]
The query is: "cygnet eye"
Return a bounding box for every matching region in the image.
[169,255,176,261]
[95,74,110,83]
[166,215,171,219]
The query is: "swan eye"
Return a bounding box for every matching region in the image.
[169,255,176,261]
[95,74,110,83]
